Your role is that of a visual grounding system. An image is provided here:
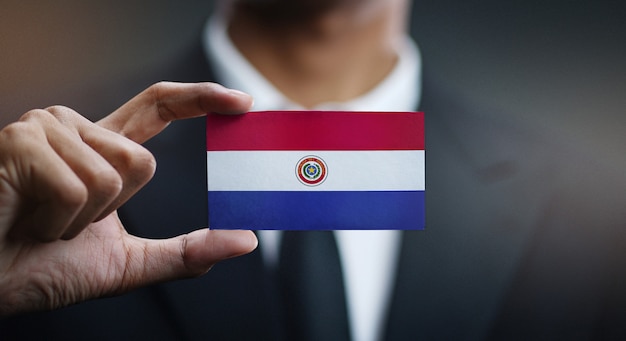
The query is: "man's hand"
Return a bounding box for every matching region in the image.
[0,82,257,316]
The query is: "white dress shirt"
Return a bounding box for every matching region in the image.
[203,12,422,341]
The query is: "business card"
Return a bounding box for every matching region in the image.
[206,110,424,230]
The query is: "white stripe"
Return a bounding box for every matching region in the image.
[207,150,425,191]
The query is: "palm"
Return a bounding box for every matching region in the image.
[1,212,142,313]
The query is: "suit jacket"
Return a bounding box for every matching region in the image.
[2,34,626,341]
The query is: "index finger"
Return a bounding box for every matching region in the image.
[97,82,253,144]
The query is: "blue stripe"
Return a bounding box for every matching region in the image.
[208,191,424,230]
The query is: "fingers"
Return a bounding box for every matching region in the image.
[60,109,156,222]
[3,108,128,240]
[43,106,156,232]
[2,82,253,242]
[0,121,88,241]
[92,81,253,214]
[97,82,254,144]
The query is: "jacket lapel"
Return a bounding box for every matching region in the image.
[383,79,543,339]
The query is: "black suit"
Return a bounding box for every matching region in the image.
[2,33,626,341]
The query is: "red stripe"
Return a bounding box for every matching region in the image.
[206,111,424,151]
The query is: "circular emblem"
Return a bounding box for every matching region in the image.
[296,156,328,186]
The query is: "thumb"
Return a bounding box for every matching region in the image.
[129,229,258,285]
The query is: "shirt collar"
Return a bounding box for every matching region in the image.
[203,11,422,112]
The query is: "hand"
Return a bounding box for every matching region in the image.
[0,82,257,316]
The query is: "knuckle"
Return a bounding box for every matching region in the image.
[57,181,89,210]
[147,81,173,104]
[132,147,157,182]
[44,105,80,124]
[150,81,170,91]
[0,121,30,139]
[149,81,175,122]
[18,106,81,128]
[116,144,157,183]
[44,105,73,116]
[18,109,54,123]
[0,122,44,151]
[90,167,124,199]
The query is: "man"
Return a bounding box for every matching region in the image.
[3,0,626,340]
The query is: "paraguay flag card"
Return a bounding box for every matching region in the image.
[206,110,425,230]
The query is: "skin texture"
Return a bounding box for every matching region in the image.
[0,82,258,316]
[229,0,408,107]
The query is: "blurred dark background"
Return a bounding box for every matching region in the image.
[1,1,625,162]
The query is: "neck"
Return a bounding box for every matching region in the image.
[228,1,409,108]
